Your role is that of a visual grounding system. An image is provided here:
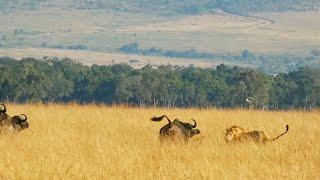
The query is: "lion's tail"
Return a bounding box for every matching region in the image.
[272,124,289,141]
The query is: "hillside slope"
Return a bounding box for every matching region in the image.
[0,0,319,15]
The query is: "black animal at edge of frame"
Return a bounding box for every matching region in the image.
[0,103,29,134]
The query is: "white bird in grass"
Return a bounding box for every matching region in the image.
[246,98,252,103]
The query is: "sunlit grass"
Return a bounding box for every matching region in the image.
[0,104,319,179]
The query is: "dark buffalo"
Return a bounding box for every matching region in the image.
[0,103,29,133]
[151,115,200,143]
[11,114,29,132]
[0,114,29,133]
[0,103,10,122]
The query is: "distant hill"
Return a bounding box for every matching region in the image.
[1,0,319,15]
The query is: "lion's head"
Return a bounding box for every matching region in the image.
[225,126,245,142]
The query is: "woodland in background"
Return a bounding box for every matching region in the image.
[0,56,319,110]
[120,43,320,74]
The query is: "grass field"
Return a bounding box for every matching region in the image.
[1,9,319,68]
[0,104,319,179]
[1,9,319,54]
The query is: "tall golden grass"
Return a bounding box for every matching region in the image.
[0,104,319,179]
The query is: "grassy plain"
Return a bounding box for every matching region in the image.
[1,9,320,54]
[0,104,319,179]
[1,9,319,67]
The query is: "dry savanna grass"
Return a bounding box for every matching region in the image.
[1,104,319,179]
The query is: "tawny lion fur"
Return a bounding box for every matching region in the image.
[225,125,289,144]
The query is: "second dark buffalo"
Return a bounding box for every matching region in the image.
[151,115,200,143]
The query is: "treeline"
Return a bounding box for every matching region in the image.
[120,43,320,74]
[1,0,319,15]
[119,43,215,59]
[0,0,44,11]
[80,0,320,15]
[0,56,319,110]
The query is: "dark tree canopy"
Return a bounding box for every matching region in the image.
[0,56,319,110]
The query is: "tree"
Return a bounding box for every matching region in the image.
[0,56,319,109]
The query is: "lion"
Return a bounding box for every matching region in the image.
[225,124,289,144]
